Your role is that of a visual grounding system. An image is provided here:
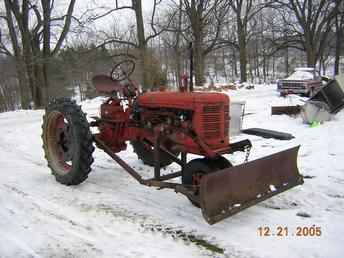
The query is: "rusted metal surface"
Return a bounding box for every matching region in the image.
[94,135,145,184]
[94,134,189,189]
[271,105,301,115]
[227,139,252,153]
[199,146,303,225]
[310,75,344,114]
[95,134,303,225]
[147,171,182,181]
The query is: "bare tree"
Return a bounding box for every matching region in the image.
[180,0,230,85]
[171,0,185,87]
[92,0,175,89]
[228,0,268,82]
[334,1,344,75]
[274,0,341,69]
[0,56,19,111]
[1,0,76,108]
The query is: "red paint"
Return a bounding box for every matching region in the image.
[94,79,231,157]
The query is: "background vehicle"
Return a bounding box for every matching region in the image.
[277,67,322,97]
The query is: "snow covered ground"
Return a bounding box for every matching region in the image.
[1,85,343,258]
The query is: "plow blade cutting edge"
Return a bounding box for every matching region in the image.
[200,146,303,225]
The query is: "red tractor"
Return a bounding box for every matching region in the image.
[42,60,303,224]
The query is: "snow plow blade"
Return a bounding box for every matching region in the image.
[200,146,303,225]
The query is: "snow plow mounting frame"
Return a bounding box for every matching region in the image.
[94,135,303,225]
[94,135,252,203]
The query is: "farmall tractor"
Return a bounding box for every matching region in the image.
[42,60,303,225]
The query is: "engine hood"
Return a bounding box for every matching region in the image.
[137,91,229,110]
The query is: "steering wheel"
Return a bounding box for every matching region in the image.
[111,60,135,81]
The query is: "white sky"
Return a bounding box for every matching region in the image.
[0,0,173,50]
[66,0,171,45]
[74,0,157,27]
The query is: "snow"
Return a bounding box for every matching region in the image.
[284,71,314,80]
[1,85,344,258]
[294,67,316,72]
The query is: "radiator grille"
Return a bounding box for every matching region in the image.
[202,105,222,139]
[280,82,305,89]
[224,105,229,136]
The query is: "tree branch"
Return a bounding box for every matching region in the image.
[51,0,76,56]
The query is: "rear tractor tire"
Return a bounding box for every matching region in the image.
[131,140,179,167]
[182,156,232,208]
[42,98,94,185]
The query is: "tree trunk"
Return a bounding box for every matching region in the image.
[175,50,182,87]
[16,59,31,109]
[175,0,183,88]
[31,63,48,108]
[222,48,228,81]
[139,47,150,89]
[305,40,317,67]
[272,54,275,78]
[254,43,260,81]
[23,54,37,107]
[266,57,270,81]
[248,56,254,83]
[193,40,205,86]
[263,55,266,83]
[4,0,31,109]
[133,0,150,89]
[213,53,218,82]
[285,47,289,76]
[334,15,343,75]
[237,24,247,82]
[322,59,326,75]
[232,48,238,78]
[334,41,341,76]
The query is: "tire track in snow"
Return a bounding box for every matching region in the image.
[0,116,294,258]
[1,180,227,258]
[0,191,103,257]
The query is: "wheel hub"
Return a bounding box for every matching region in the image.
[57,124,74,161]
[46,111,74,174]
[192,173,203,186]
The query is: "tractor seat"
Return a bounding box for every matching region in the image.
[92,74,122,95]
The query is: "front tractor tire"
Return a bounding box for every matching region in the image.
[182,157,232,207]
[182,158,214,207]
[42,99,94,185]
